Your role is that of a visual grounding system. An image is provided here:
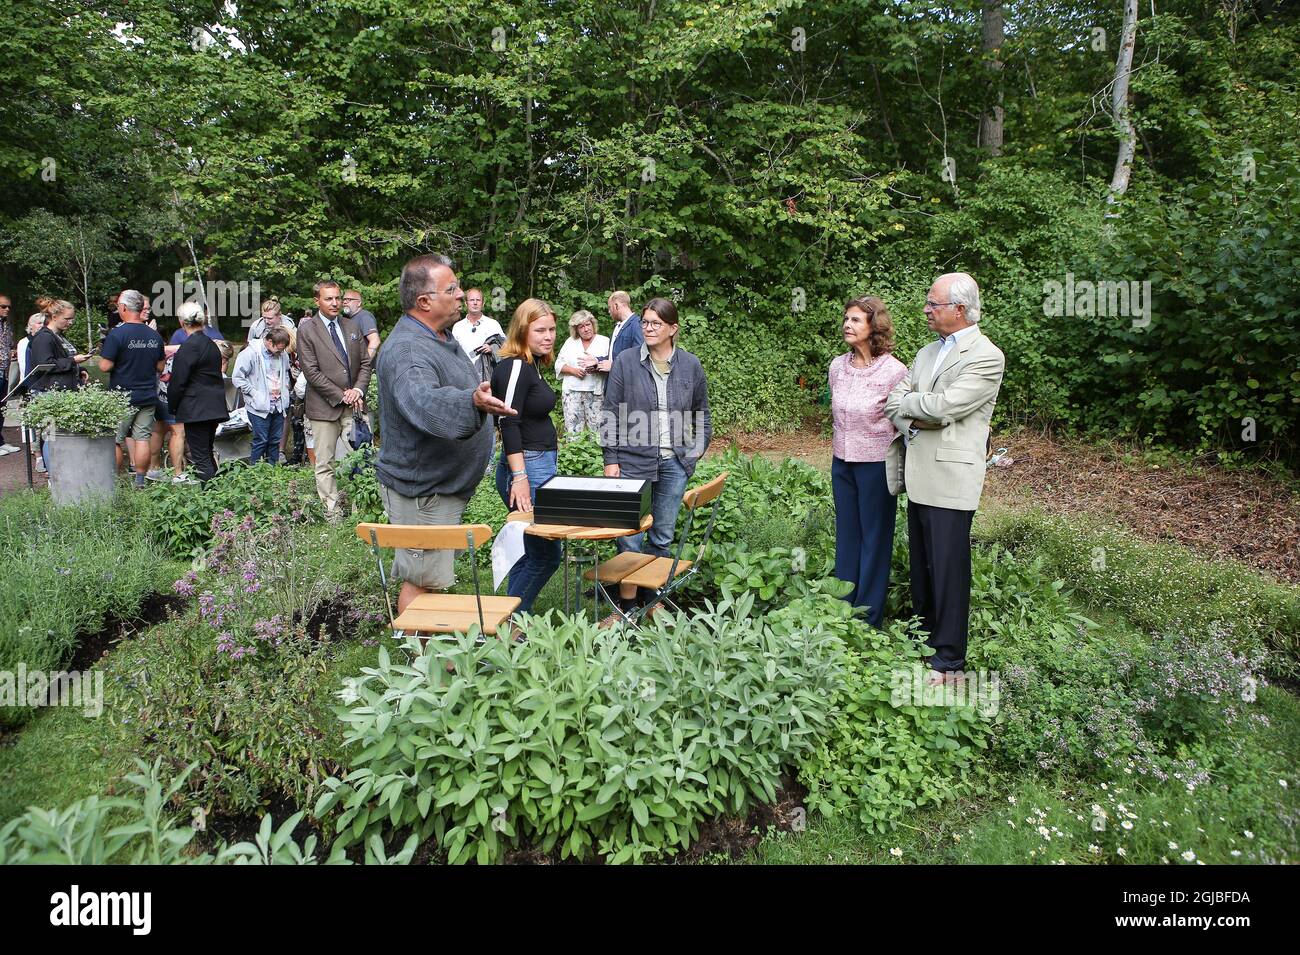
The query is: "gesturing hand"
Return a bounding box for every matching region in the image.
[472,380,517,416]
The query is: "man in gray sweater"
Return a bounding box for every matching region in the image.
[375,253,516,615]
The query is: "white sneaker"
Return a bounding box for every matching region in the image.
[172,473,195,484]
[0,444,19,454]
[34,459,47,473]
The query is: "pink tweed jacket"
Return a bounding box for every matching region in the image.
[828,352,908,462]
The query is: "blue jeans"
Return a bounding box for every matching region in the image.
[615,454,690,558]
[495,448,563,613]
[832,457,896,628]
[249,412,284,465]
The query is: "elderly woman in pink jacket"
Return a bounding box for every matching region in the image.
[828,295,908,627]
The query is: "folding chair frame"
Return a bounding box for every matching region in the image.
[367,525,488,637]
[593,484,725,629]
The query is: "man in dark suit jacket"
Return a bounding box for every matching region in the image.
[297,279,373,516]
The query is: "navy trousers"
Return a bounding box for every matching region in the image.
[907,500,974,673]
[831,457,896,628]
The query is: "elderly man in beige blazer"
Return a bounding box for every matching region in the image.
[298,279,373,518]
[885,272,1005,683]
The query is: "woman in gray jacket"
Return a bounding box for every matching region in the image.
[598,297,711,625]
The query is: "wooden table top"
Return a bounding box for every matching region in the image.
[506,511,652,541]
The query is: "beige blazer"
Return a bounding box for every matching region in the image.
[884,327,1005,511]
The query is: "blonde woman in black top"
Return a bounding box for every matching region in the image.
[490,298,561,614]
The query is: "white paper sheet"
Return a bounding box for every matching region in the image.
[491,520,528,591]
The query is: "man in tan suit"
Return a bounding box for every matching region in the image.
[298,279,373,518]
[885,272,1005,683]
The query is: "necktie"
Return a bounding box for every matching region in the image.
[328,321,349,376]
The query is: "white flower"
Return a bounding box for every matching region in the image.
[1244,830,1254,839]
[1168,841,1179,850]
[1116,847,1127,857]
[952,833,962,843]
[1037,826,1052,840]
[1230,850,1241,857]
[1121,820,1134,830]
[1181,850,1196,862]
[889,847,903,857]
[1008,795,1017,805]
[1088,844,1101,854]
[1281,780,1289,789]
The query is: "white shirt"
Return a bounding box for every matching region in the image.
[16,337,30,380]
[905,324,980,446]
[451,315,505,358]
[931,323,980,382]
[555,334,611,394]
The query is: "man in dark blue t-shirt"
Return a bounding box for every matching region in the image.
[100,289,166,487]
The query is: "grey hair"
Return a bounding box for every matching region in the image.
[568,309,596,339]
[27,313,44,334]
[946,272,982,323]
[119,289,145,313]
[176,301,207,328]
[399,253,454,312]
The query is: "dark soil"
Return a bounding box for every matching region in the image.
[300,594,358,643]
[65,591,188,674]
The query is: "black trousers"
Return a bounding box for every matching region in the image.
[185,420,220,481]
[907,500,974,672]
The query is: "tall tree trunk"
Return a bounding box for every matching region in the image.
[1108,0,1139,199]
[979,1,1005,156]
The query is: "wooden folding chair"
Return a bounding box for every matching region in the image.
[356,522,521,638]
[584,471,729,627]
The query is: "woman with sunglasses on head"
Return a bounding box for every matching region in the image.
[598,297,711,627]
[828,295,908,627]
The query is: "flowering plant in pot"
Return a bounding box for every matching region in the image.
[22,384,133,504]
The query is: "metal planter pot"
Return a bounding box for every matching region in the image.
[45,433,118,506]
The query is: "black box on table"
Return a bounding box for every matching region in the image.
[533,476,652,529]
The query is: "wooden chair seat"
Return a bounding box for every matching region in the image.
[393,594,520,635]
[620,557,694,590]
[583,551,657,584]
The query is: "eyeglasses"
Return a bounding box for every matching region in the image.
[925,300,958,310]
[640,320,666,331]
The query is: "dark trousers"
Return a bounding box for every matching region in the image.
[249,411,284,465]
[831,457,896,627]
[907,500,974,672]
[186,420,220,481]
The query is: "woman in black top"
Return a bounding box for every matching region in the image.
[491,298,561,615]
[168,303,229,481]
[27,300,89,395]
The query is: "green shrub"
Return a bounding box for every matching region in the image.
[316,593,845,863]
[798,609,994,832]
[337,445,384,523]
[108,521,386,817]
[0,492,182,728]
[0,758,369,864]
[141,460,324,560]
[976,509,1300,676]
[21,383,133,436]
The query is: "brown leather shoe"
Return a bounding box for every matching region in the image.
[597,611,624,630]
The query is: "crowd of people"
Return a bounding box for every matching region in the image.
[2,263,1003,680]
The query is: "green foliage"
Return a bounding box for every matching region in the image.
[108,522,384,818]
[977,509,1300,675]
[316,595,844,864]
[557,429,606,476]
[141,461,324,560]
[337,445,384,523]
[0,758,347,864]
[21,383,133,436]
[798,608,993,833]
[0,491,181,728]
